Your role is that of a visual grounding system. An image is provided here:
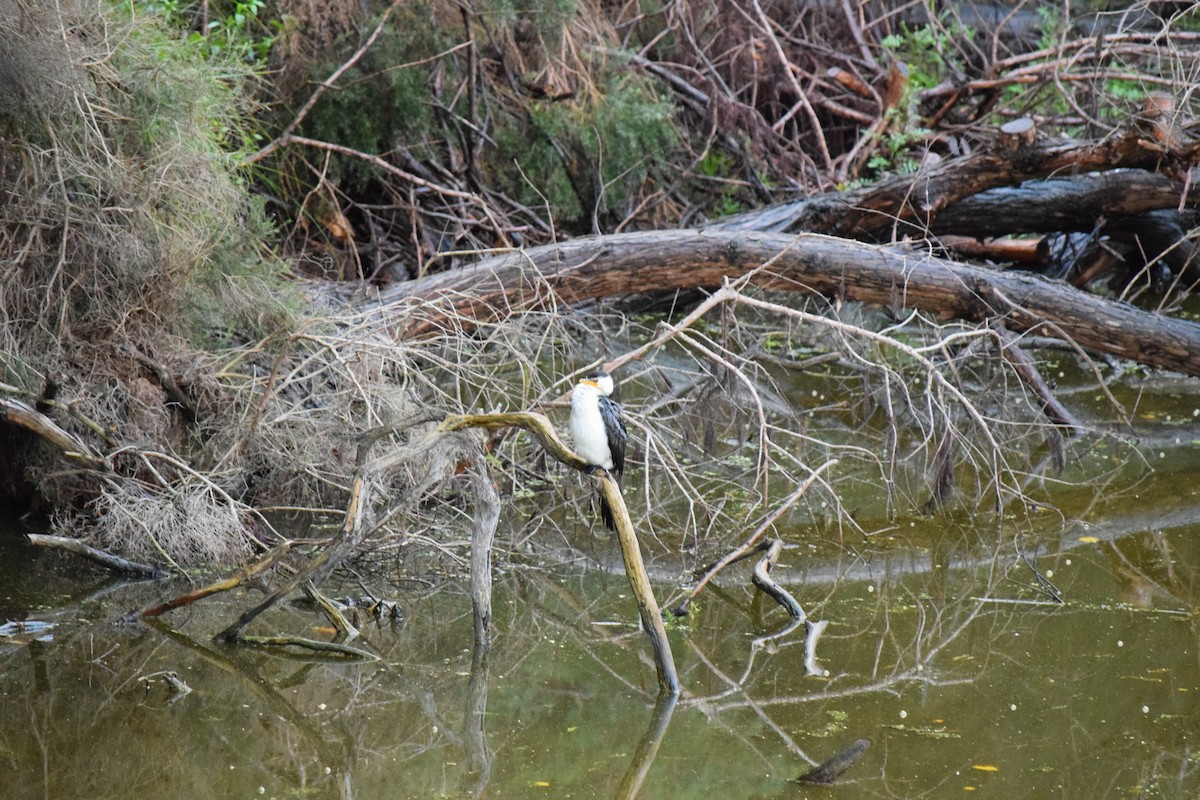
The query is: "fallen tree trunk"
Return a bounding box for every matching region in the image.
[372,229,1200,377]
[712,119,1198,239]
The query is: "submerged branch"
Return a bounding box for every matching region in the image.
[130,543,292,622]
[468,457,500,647]
[215,476,369,642]
[235,635,379,660]
[751,539,805,620]
[27,533,167,578]
[676,461,835,615]
[794,739,871,785]
[303,579,359,640]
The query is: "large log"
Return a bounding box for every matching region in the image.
[372,229,1200,377]
[712,124,1198,239]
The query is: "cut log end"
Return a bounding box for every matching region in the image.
[998,118,1037,151]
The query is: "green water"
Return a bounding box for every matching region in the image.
[2,482,1198,799]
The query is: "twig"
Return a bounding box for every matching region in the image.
[675,460,835,615]
[989,320,1084,434]
[750,0,832,174]
[272,134,510,242]
[235,635,379,660]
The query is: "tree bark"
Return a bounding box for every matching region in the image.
[927,172,1197,239]
[372,229,1200,377]
[713,124,1199,239]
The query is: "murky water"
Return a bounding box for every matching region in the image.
[2,466,1198,800]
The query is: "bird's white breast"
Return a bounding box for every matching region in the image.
[570,387,614,470]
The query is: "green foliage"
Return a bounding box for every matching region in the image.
[275,1,677,227]
[695,151,744,217]
[491,0,578,39]
[295,4,445,189]
[880,23,952,91]
[1105,78,1146,104]
[713,194,743,218]
[139,0,280,63]
[872,15,975,178]
[1035,5,1063,52]
[111,7,294,341]
[697,150,732,178]
[488,72,677,226]
[865,123,930,178]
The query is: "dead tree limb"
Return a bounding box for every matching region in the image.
[441,412,680,697]
[27,533,166,578]
[990,321,1083,434]
[234,635,378,660]
[372,230,1200,378]
[927,172,1199,239]
[675,462,834,616]
[715,122,1198,239]
[211,410,680,695]
[0,399,107,470]
[127,543,292,622]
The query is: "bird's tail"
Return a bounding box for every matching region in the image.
[598,468,622,532]
[599,493,616,532]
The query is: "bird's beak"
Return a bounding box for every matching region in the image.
[579,379,599,389]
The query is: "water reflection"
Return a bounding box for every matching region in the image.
[1,505,1199,799]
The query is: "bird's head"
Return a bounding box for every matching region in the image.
[579,370,615,396]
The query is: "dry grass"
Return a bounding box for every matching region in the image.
[0,0,288,562]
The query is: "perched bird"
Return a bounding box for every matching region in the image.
[569,370,628,531]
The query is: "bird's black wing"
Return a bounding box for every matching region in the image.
[598,396,627,479]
